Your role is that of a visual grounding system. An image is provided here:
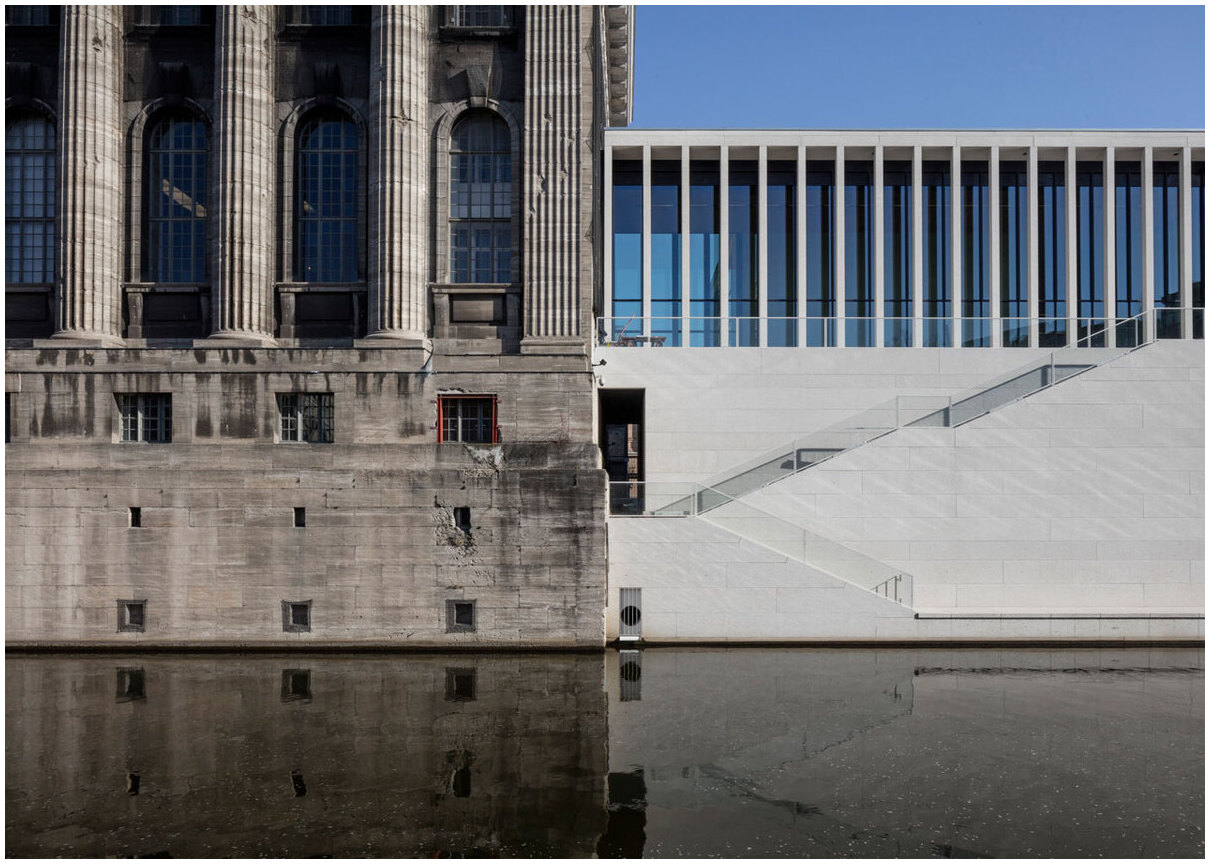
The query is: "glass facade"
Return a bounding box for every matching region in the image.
[883,161,912,347]
[5,116,55,286]
[1114,162,1143,346]
[651,161,681,346]
[844,161,874,346]
[1000,161,1028,346]
[960,161,989,347]
[1075,161,1104,345]
[804,161,835,346]
[728,161,758,346]
[296,112,359,283]
[147,114,207,283]
[604,144,1205,350]
[1037,161,1066,346]
[922,161,951,347]
[450,112,511,284]
[689,161,720,346]
[767,161,796,346]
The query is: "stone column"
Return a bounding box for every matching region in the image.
[209,6,276,344]
[365,5,428,345]
[522,5,588,352]
[54,6,124,345]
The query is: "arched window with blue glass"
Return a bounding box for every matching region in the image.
[5,114,56,286]
[146,112,207,283]
[296,110,361,283]
[449,111,512,284]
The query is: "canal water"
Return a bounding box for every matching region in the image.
[5,648,1203,858]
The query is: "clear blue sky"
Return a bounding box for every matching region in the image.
[631,5,1206,129]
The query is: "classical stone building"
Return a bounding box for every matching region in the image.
[5,5,632,647]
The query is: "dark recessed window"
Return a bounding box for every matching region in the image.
[298,6,354,26]
[5,115,56,287]
[294,507,306,528]
[453,507,471,533]
[129,507,142,528]
[146,113,208,283]
[445,668,477,701]
[4,7,54,26]
[116,668,146,702]
[282,600,312,633]
[296,111,360,283]
[117,394,172,443]
[118,600,146,633]
[453,765,471,797]
[449,111,511,283]
[446,600,476,633]
[281,668,312,702]
[438,395,497,444]
[278,393,334,443]
[446,6,511,28]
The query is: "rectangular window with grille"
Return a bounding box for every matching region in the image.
[438,395,497,444]
[116,394,172,443]
[278,393,334,444]
[446,6,511,28]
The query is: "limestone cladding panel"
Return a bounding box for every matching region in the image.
[213,6,276,338]
[522,6,588,341]
[368,6,427,338]
[56,6,124,340]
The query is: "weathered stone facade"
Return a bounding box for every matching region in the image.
[5,6,632,647]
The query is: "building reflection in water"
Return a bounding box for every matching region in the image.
[5,648,1203,858]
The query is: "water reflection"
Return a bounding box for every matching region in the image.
[5,649,1204,858]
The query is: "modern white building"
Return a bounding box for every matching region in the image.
[598,129,1205,643]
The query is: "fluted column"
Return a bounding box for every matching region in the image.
[54,6,123,344]
[522,5,588,352]
[366,5,428,343]
[210,6,276,343]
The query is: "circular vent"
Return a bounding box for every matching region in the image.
[620,605,641,627]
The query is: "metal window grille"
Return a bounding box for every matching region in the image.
[117,394,172,443]
[619,588,642,640]
[5,116,55,285]
[438,396,497,444]
[5,7,51,25]
[449,112,511,283]
[147,115,207,283]
[299,6,354,26]
[296,113,360,282]
[278,393,334,443]
[447,6,510,28]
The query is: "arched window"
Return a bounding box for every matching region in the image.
[449,112,511,283]
[296,110,360,283]
[146,113,207,283]
[5,115,55,285]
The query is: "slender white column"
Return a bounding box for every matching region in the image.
[912,147,923,348]
[603,145,613,335]
[874,144,885,347]
[757,146,768,346]
[367,5,428,342]
[796,145,807,347]
[951,145,961,347]
[641,146,652,337]
[1142,146,1155,342]
[1180,144,1193,337]
[989,145,1001,347]
[680,146,690,346]
[54,6,123,344]
[1027,145,1039,347]
[211,5,276,343]
[1104,146,1116,347]
[719,145,729,346]
[835,146,846,347]
[1065,146,1078,346]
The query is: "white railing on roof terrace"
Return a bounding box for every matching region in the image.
[597,309,1203,348]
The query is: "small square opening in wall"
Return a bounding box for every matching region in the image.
[445,667,477,702]
[129,507,142,528]
[453,507,471,533]
[118,600,146,633]
[282,600,312,633]
[446,600,476,632]
[294,507,306,528]
[281,669,312,702]
[116,668,146,702]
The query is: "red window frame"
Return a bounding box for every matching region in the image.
[437,394,499,444]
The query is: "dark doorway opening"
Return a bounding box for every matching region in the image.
[599,389,644,515]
